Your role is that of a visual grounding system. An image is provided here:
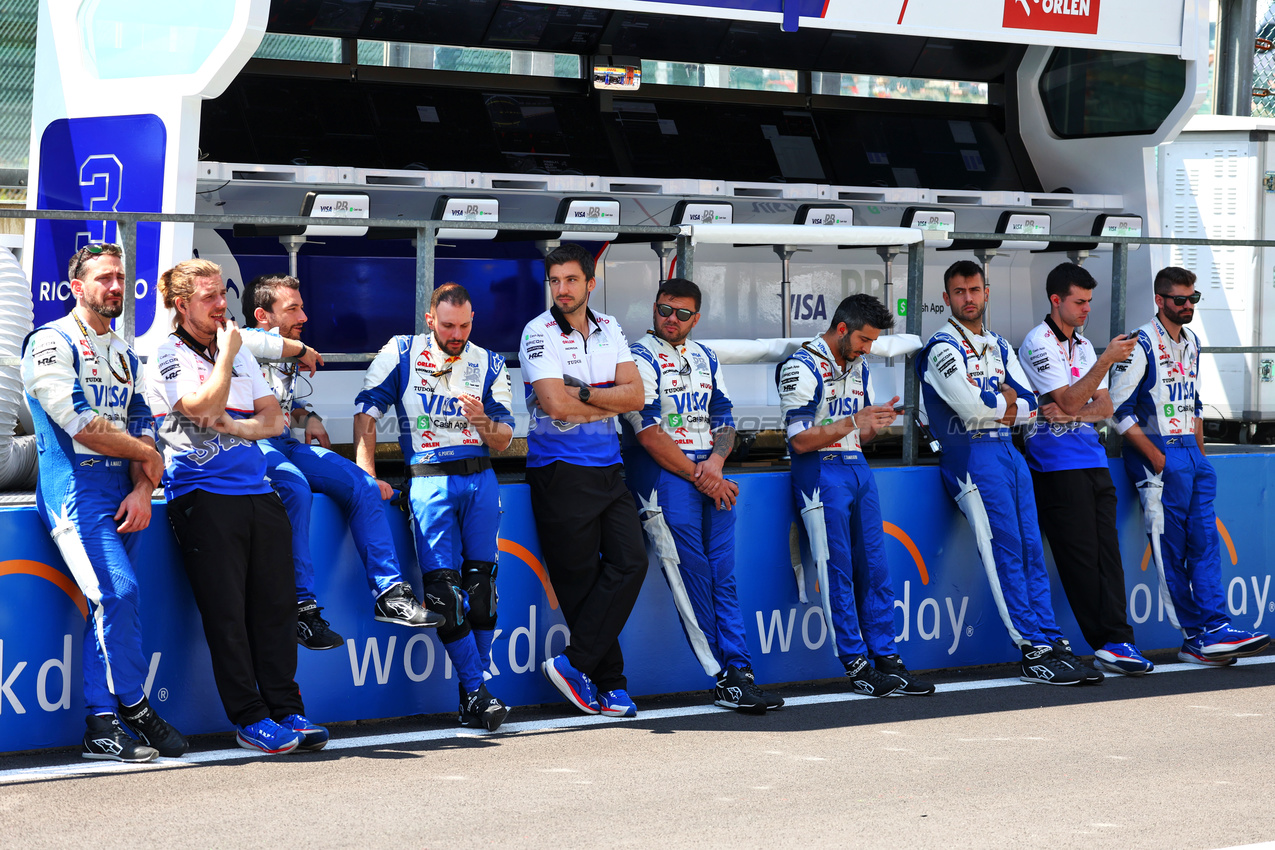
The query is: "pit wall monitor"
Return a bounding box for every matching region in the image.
[432,196,499,240]
[1093,214,1143,250]
[795,204,853,226]
[672,201,734,226]
[996,211,1050,252]
[301,192,370,237]
[902,207,956,249]
[556,197,621,241]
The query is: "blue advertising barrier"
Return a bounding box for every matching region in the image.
[2,454,1273,753]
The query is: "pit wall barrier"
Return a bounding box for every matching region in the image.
[2,454,1273,754]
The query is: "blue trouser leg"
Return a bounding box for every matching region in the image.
[262,442,316,602]
[1126,445,1228,636]
[631,467,750,676]
[283,442,405,599]
[795,461,869,658]
[38,473,149,715]
[410,470,500,574]
[940,441,1055,647]
[847,463,900,659]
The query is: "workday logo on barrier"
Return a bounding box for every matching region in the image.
[1135,517,1273,629]
[1003,0,1100,35]
[777,520,971,655]
[0,560,86,715]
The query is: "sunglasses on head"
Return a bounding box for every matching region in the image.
[1163,292,1202,306]
[656,303,696,322]
[70,243,123,281]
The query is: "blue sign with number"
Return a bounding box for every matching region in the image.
[32,114,165,335]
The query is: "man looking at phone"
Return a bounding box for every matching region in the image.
[778,294,934,696]
[1018,263,1149,675]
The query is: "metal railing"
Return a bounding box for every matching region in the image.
[5,209,1275,466]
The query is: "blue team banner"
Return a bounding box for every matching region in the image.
[32,114,165,336]
[2,455,1273,753]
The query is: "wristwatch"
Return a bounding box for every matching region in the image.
[578,385,591,403]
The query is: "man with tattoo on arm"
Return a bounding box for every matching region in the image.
[621,278,783,713]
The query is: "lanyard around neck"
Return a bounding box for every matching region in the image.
[72,311,130,384]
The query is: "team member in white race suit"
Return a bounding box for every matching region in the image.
[778,293,934,697]
[519,243,648,718]
[22,243,187,762]
[355,283,514,731]
[620,278,784,713]
[149,258,326,755]
[918,260,1097,686]
[1108,266,1269,666]
[240,274,439,651]
[1016,263,1151,676]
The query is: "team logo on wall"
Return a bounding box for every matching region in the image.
[1003,0,1100,35]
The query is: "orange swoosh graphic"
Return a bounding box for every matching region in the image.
[0,559,88,618]
[1140,517,1237,570]
[497,538,559,610]
[884,522,930,585]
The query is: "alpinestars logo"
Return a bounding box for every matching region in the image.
[1003,0,1100,35]
[89,735,123,755]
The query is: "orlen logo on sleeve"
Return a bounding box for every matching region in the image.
[1003,0,1100,35]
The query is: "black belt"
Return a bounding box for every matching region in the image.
[409,457,492,477]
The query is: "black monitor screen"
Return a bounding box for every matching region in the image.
[360,0,498,45]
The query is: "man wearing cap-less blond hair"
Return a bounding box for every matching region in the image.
[148,258,327,755]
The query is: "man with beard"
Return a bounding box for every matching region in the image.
[22,243,186,761]
[518,243,647,718]
[149,258,325,754]
[1017,263,1150,675]
[1108,266,1269,665]
[918,260,1098,686]
[354,283,513,731]
[621,278,784,713]
[241,274,439,651]
[778,293,934,697]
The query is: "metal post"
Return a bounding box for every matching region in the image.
[280,236,307,279]
[415,224,436,335]
[120,217,138,347]
[902,240,924,466]
[650,241,676,282]
[774,245,796,338]
[974,248,998,332]
[877,246,900,329]
[675,233,694,283]
[1217,0,1258,116]
[1110,241,1130,340]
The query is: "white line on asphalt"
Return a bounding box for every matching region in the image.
[2,654,1272,786]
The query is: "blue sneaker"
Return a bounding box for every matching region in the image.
[597,689,637,718]
[280,714,329,751]
[236,718,303,754]
[1200,625,1270,660]
[1178,635,1238,667]
[541,654,599,715]
[1094,642,1154,676]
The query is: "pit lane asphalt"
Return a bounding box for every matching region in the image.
[2,653,1275,850]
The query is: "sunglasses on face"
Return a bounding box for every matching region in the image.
[1163,292,1202,306]
[656,303,696,322]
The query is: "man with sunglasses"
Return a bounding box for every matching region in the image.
[355,282,514,731]
[240,274,439,653]
[621,278,783,713]
[519,243,647,718]
[1109,266,1269,665]
[779,293,934,697]
[919,260,1096,686]
[21,243,187,762]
